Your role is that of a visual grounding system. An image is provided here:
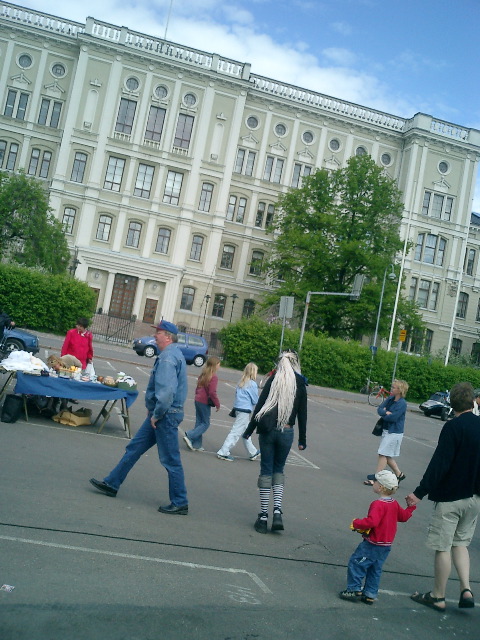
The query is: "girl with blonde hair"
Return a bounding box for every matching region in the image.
[217,362,260,461]
[184,356,221,451]
[243,350,308,533]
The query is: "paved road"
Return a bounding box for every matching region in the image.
[1,336,479,639]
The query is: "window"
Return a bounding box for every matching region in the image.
[417,280,431,309]
[226,195,247,223]
[38,98,62,127]
[425,329,433,353]
[465,248,476,276]
[5,143,19,170]
[355,146,367,156]
[62,207,76,234]
[154,85,168,99]
[263,156,284,183]
[255,202,275,228]
[0,140,6,167]
[155,228,171,254]
[126,221,142,248]
[381,153,392,166]
[174,114,194,149]
[183,93,197,107]
[329,138,340,151]
[125,77,139,91]
[242,299,255,318]
[451,338,462,356]
[291,163,312,188]
[234,148,256,176]
[51,63,66,77]
[472,343,480,365]
[212,294,227,318]
[246,115,258,129]
[163,171,183,205]
[476,299,480,322]
[438,161,449,174]
[104,157,125,191]
[18,53,32,68]
[198,182,214,212]
[411,278,440,310]
[303,131,314,144]
[115,98,137,134]
[71,152,87,182]
[38,150,52,178]
[4,89,29,120]
[27,149,40,175]
[144,106,166,142]
[456,292,469,319]
[249,250,264,276]
[96,215,112,241]
[134,164,155,198]
[275,123,287,136]
[414,233,446,266]
[189,235,203,261]
[220,245,235,270]
[180,286,195,311]
[422,190,454,221]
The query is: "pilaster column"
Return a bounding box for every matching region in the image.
[102,272,116,312]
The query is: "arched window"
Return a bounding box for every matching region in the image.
[242,299,255,318]
[155,228,171,254]
[212,294,227,318]
[189,235,204,261]
[62,207,76,235]
[220,244,235,270]
[96,215,112,241]
[126,221,142,248]
[249,250,264,276]
[198,182,214,212]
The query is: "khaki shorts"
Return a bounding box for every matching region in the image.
[426,495,480,552]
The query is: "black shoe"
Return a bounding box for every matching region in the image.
[254,514,268,534]
[271,509,284,531]
[158,503,188,515]
[89,478,117,497]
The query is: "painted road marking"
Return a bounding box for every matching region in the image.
[0,535,272,594]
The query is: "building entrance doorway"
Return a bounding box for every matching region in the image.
[109,274,138,319]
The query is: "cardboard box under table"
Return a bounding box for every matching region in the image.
[14,372,138,438]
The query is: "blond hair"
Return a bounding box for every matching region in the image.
[238,362,258,388]
[378,484,397,497]
[197,356,221,388]
[394,379,409,398]
[255,351,300,426]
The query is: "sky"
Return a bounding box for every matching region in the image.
[13,0,480,208]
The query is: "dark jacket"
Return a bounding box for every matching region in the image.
[413,410,480,502]
[243,371,307,447]
[0,311,13,342]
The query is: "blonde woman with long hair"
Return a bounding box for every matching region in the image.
[243,350,307,533]
[217,362,260,461]
[184,356,221,451]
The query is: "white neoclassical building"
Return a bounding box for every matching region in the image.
[1,2,480,359]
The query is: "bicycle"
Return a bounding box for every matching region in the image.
[368,384,391,406]
[360,380,378,395]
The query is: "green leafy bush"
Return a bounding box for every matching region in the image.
[0,264,96,334]
[219,318,480,401]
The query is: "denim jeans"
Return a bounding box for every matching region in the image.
[103,411,188,506]
[346,539,391,598]
[185,401,211,448]
[259,427,294,477]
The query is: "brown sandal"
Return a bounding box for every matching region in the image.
[411,591,445,611]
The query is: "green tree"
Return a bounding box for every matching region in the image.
[0,171,70,274]
[264,155,423,339]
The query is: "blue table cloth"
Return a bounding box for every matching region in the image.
[15,372,138,408]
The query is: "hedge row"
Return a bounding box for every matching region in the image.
[219,317,480,402]
[0,264,96,334]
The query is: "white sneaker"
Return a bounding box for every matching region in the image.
[249,450,261,461]
[217,453,234,461]
[183,435,194,451]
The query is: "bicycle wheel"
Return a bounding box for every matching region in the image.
[359,385,370,395]
[368,388,383,406]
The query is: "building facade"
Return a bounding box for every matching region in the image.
[1,2,480,358]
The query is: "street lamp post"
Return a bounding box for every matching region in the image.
[68,246,80,277]
[229,293,238,323]
[367,264,396,390]
[201,295,211,336]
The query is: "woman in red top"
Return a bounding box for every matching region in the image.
[61,317,94,370]
[183,356,221,451]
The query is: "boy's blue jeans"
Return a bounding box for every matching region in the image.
[346,539,391,598]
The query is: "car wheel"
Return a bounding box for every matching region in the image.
[441,407,449,421]
[193,354,206,367]
[423,410,431,417]
[144,345,156,358]
[4,338,24,352]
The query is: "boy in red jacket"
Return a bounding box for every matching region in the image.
[339,470,415,604]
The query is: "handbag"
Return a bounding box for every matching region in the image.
[1,394,23,423]
[207,398,215,407]
[229,408,236,418]
[372,418,384,436]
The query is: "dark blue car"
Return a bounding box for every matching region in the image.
[1,327,40,354]
[133,332,208,367]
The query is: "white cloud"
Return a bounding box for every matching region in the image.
[330,21,352,36]
[322,47,357,66]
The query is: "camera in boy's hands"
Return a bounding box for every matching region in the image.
[350,521,371,535]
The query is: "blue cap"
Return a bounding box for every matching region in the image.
[152,320,178,335]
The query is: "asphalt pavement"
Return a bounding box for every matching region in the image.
[0,334,479,639]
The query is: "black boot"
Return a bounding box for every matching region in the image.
[254,513,268,534]
[271,509,284,531]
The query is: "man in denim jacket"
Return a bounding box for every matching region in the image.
[90,320,189,514]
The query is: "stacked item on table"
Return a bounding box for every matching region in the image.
[0,350,47,373]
